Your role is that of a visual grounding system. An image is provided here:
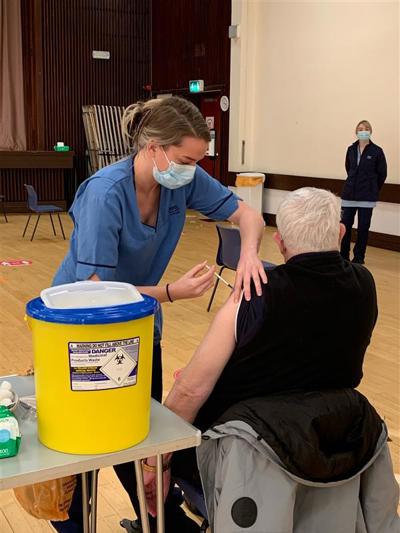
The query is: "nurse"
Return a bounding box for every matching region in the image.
[52,96,266,532]
[340,119,387,264]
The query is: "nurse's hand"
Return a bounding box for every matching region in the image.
[143,460,171,517]
[169,261,215,301]
[234,249,267,302]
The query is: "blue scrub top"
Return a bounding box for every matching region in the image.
[53,156,239,341]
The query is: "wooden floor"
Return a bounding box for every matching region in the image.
[0,211,399,531]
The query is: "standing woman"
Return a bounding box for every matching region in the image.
[340,120,387,264]
[51,96,266,532]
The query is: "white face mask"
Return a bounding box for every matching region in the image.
[357,131,371,141]
[152,149,196,190]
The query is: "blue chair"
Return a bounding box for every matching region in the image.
[175,477,209,523]
[22,184,66,241]
[207,224,275,312]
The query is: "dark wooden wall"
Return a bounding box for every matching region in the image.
[151,0,231,93]
[0,169,66,212]
[2,0,232,208]
[19,0,151,184]
[151,0,232,183]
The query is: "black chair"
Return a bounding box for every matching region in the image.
[207,225,275,312]
[22,184,66,241]
[0,195,8,222]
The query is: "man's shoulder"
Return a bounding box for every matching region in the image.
[348,262,376,288]
[263,263,296,286]
[265,257,376,292]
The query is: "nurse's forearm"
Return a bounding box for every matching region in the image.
[229,202,265,253]
[136,285,170,303]
[89,263,214,303]
[228,203,267,301]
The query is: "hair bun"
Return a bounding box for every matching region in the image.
[121,96,210,152]
[121,102,146,146]
[129,102,145,128]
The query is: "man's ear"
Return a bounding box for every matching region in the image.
[273,231,285,254]
[339,223,346,244]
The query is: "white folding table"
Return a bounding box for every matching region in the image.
[0,376,201,533]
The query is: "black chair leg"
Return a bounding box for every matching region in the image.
[49,213,56,236]
[57,213,66,240]
[31,214,41,241]
[22,214,32,237]
[1,202,7,223]
[207,266,225,312]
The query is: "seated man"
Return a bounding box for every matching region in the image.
[143,187,398,531]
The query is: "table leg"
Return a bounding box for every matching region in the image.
[90,469,99,533]
[81,472,90,533]
[134,460,150,533]
[156,455,165,533]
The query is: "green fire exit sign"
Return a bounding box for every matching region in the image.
[189,80,204,93]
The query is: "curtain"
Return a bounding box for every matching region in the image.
[0,0,26,150]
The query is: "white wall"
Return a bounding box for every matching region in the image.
[229,185,400,236]
[229,0,400,235]
[262,189,400,236]
[230,0,399,180]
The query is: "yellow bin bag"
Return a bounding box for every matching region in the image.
[235,173,265,187]
[26,282,157,454]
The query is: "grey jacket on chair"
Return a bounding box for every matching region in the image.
[197,421,399,533]
[196,389,399,533]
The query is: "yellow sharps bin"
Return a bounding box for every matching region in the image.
[26,281,157,454]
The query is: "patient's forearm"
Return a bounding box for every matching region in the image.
[164,332,224,423]
[164,381,206,424]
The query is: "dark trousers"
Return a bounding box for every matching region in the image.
[51,344,199,533]
[340,206,373,261]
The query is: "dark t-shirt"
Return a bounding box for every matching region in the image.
[195,251,378,431]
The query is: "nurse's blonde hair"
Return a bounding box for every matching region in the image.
[355,120,372,134]
[121,96,211,151]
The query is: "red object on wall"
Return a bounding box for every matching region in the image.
[198,94,222,179]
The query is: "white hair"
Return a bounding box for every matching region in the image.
[276,187,341,253]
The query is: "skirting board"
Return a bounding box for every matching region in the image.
[227,172,400,204]
[1,201,67,213]
[263,213,400,253]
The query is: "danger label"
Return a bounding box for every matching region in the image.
[68,337,140,391]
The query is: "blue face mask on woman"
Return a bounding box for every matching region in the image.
[357,131,371,141]
[152,149,196,189]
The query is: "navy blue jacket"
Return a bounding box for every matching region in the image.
[341,141,387,202]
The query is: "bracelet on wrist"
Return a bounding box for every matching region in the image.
[141,458,171,473]
[166,283,174,303]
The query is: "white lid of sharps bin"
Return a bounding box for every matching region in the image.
[40,281,144,309]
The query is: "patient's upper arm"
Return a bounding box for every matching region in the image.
[177,293,240,399]
[235,283,266,348]
[165,288,266,421]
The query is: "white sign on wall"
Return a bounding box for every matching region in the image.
[92,51,110,60]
